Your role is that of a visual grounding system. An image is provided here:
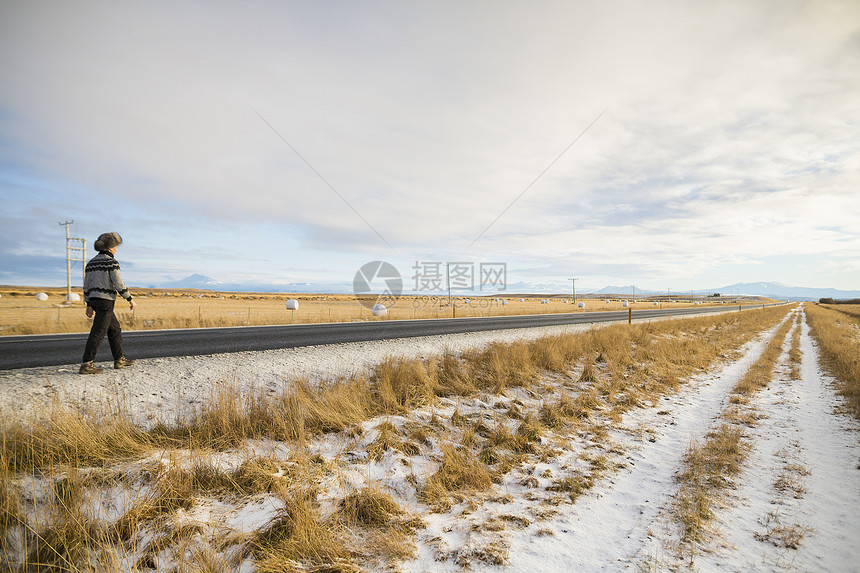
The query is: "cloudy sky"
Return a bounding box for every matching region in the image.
[2,0,858,294]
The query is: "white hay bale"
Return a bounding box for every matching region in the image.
[36,293,48,301]
[66,293,81,302]
[622,300,629,307]
[371,303,387,316]
[501,300,508,305]
[577,301,585,308]
[285,299,299,310]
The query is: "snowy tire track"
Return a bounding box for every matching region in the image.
[504,305,859,572]
[693,308,860,572]
[502,318,789,572]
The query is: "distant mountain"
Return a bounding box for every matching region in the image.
[502,281,572,294]
[593,285,662,296]
[149,276,856,302]
[161,274,223,289]
[153,274,353,294]
[715,282,860,301]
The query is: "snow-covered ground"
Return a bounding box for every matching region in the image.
[686,310,860,573]
[498,305,859,573]
[2,305,858,572]
[499,319,777,573]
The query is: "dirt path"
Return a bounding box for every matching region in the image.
[498,305,859,572]
[692,308,860,572]
[501,316,783,572]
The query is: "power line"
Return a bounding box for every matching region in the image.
[254,110,394,250]
[468,108,607,250]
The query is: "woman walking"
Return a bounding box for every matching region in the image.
[79,232,136,374]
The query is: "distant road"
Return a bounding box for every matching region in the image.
[0,304,780,370]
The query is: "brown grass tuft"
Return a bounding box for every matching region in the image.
[676,424,749,543]
[732,316,794,396]
[578,360,599,383]
[546,471,595,502]
[370,357,438,414]
[2,406,152,473]
[422,445,492,509]
[338,486,404,528]
[528,334,582,373]
[252,489,349,573]
[436,352,478,396]
[472,341,537,393]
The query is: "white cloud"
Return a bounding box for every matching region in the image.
[1,0,859,289]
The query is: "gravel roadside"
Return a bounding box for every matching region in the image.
[0,321,612,423]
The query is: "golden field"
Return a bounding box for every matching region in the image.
[821,303,860,318]
[0,286,767,336]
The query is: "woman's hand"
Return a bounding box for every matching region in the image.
[85,306,93,318]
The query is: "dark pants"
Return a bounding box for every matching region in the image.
[82,298,124,362]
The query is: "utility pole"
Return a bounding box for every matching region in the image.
[59,221,86,300]
[446,263,452,307]
[569,278,579,304]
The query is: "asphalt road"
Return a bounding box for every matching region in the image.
[0,304,777,370]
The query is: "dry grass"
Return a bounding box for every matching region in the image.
[676,424,749,543]
[732,317,794,396]
[2,404,154,473]
[252,488,351,573]
[0,463,23,559]
[0,304,794,571]
[338,486,420,565]
[0,286,768,336]
[788,314,803,380]
[754,510,811,549]
[821,303,860,318]
[339,487,406,528]
[421,444,493,510]
[366,421,421,461]
[805,303,860,419]
[546,471,596,502]
[370,357,438,415]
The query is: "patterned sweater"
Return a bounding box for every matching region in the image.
[84,252,132,303]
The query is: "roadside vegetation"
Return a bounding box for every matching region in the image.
[806,303,860,419]
[1,305,792,571]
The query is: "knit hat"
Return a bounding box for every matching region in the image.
[94,232,123,252]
